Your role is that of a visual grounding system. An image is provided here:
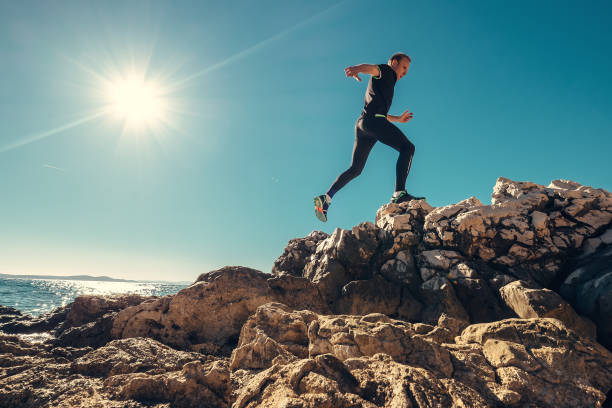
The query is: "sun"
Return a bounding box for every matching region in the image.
[106,75,168,129]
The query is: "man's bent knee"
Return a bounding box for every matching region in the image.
[401,141,415,155]
[344,165,364,179]
[350,166,364,177]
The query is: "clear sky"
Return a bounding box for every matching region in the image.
[1,0,611,282]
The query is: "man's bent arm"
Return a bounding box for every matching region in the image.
[386,111,414,123]
[345,64,380,81]
[352,64,380,76]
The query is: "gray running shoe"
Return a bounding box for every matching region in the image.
[314,195,329,222]
[390,190,425,204]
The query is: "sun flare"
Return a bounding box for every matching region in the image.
[106,76,167,129]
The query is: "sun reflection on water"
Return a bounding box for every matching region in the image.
[0,277,188,316]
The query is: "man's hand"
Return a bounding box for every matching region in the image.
[344,65,362,82]
[397,110,414,123]
[388,110,414,123]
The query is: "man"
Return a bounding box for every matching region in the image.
[314,52,423,222]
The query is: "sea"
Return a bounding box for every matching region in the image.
[0,276,190,316]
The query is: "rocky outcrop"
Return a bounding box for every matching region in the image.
[272,177,612,345]
[230,303,612,408]
[0,303,70,335]
[2,177,612,407]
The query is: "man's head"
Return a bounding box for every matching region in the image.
[388,53,411,80]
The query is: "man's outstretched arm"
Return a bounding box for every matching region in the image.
[345,64,380,82]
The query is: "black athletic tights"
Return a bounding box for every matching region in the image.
[328,115,415,196]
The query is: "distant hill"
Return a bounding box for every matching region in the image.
[0,273,137,283]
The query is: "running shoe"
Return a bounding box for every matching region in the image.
[390,190,425,204]
[314,195,329,222]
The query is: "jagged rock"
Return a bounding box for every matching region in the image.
[303,254,349,306]
[267,273,330,315]
[452,277,510,323]
[71,337,211,377]
[272,230,329,277]
[54,312,116,348]
[378,248,419,288]
[103,358,230,408]
[419,249,464,271]
[420,276,469,324]
[297,222,389,309]
[336,276,401,316]
[230,303,315,371]
[375,200,433,235]
[326,223,381,267]
[0,304,70,335]
[37,294,153,349]
[422,196,485,248]
[421,177,612,288]
[59,294,153,333]
[499,280,597,339]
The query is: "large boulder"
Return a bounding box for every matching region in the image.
[499,280,597,339]
[111,266,329,355]
[59,294,153,333]
[111,267,279,354]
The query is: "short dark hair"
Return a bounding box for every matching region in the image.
[389,52,411,64]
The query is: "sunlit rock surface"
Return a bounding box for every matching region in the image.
[2,177,612,407]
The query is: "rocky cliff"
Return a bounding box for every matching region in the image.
[1,177,611,407]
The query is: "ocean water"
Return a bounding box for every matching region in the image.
[0,277,190,316]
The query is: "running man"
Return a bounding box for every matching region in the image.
[314,52,423,222]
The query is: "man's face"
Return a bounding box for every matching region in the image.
[391,57,410,80]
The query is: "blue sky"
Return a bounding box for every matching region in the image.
[1,0,611,281]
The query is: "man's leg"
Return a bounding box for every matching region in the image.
[314,125,375,222]
[368,119,415,192]
[327,127,376,197]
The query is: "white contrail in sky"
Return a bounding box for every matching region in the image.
[43,164,66,172]
[0,110,107,154]
[170,0,347,90]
